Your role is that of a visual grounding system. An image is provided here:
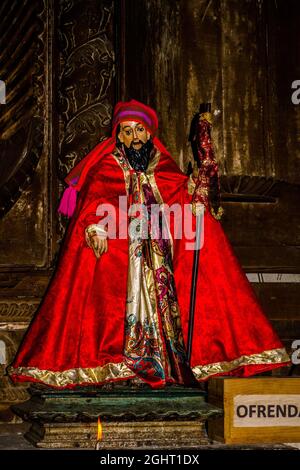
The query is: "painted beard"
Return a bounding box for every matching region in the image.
[122,139,154,172]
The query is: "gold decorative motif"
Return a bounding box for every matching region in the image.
[9,362,135,388]
[197,187,209,196]
[0,382,29,403]
[192,348,290,380]
[0,302,39,321]
[199,112,213,124]
[191,202,205,217]
[112,149,131,195]
[188,174,196,195]
[210,206,224,220]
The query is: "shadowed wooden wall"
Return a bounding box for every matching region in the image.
[122,0,300,183]
[121,0,300,351]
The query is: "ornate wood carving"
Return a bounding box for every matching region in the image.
[0,0,46,218]
[0,301,39,322]
[0,0,56,416]
[0,0,56,268]
[57,0,115,180]
[0,331,29,406]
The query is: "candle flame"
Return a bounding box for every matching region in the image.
[97,416,103,441]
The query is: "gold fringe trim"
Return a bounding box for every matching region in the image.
[192,348,290,380]
[9,348,290,387]
[9,362,135,388]
[187,173,196,195]
[210,206,224,220]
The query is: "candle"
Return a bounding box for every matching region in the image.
[95,416,103,450]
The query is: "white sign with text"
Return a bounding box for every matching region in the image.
[234,395,300,427]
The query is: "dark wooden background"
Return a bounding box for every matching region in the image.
[0,0,299,417]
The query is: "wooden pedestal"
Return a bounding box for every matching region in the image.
[12,385,222,449]
[208,377,300,444]
[27,420,208,449]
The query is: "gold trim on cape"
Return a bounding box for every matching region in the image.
[9,347,290,387]
[9,362,135,388]
[192,347,290,380]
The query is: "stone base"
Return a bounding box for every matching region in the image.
[26,420,208,449]
[12,384,222,449]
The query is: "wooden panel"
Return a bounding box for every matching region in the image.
[0,0,52,267]
[0,0,116,419]
[208,377,300,444]
[253,284,300,320]
[57,0,115,180]
[221,0,268,176]
[0,0,56,419]
[221,180,300,271]
[266,0,300,184]
[271,320,300,343]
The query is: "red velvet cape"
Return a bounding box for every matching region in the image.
[10,148,290,388]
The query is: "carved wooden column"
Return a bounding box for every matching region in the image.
[0,0,54,419]
[57,0,115,182]
[0,0,116,419]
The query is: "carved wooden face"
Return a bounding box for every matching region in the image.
[118,121,150,150]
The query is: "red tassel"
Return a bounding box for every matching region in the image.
[58,186,77,218]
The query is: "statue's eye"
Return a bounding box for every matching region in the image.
[125,130,132,136]
[138,127,144,132]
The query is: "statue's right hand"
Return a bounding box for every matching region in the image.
[85,225,108,259]
[88,234,108,259]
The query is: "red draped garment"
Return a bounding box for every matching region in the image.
[9,146,290,388]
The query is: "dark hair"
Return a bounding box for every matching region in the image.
[115,124,122,148]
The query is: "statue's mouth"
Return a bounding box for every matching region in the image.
[132,141,143,149]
